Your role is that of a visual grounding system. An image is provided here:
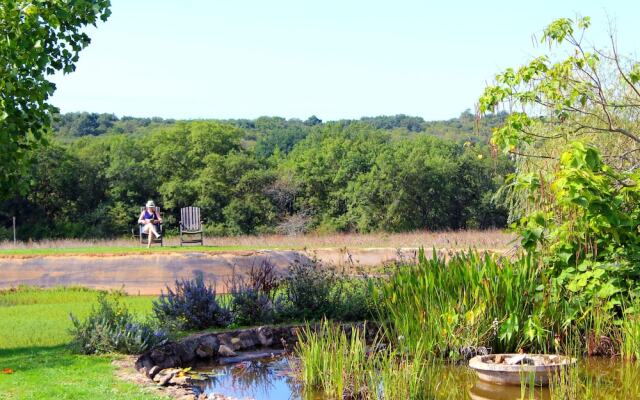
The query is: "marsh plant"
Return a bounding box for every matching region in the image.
[377,249,554,358]
[70,291,167,354]
[293,320,468,399]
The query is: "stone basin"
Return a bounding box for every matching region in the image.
[468,354,576,386]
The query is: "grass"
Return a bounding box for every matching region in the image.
[377,249,550,358]
[0,287,164,400]
[293,319,472,399]
[0,229,513,256]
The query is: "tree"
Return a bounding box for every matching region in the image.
[0,0,111,198]
[480,16,640,171]
[479,17,640,320]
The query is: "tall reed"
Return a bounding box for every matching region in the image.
[294,319,372,398]
[376,249,551,358]
[293,320,469,399]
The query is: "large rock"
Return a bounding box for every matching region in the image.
[237,330,258,349]
[195,334,219,359]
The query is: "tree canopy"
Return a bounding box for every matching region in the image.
[1,114,511,239]
[0,0,111,199]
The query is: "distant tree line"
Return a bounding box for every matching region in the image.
[0,112,511,240]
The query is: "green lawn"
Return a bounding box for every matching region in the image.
[0,287,166,400]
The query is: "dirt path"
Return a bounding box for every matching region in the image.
[0,248,426,295]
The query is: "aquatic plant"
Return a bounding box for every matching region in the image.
[294,319,372,398]
[377,249,554,358]
[293,320,470,399]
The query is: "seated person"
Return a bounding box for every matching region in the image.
[138,200,162,247]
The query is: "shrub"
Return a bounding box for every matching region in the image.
[153,272,231,330]
[229,284,276,326]
[70,291,167,355]
[331,276,378,322]
[228,259,282,326]
[280,257,340,321]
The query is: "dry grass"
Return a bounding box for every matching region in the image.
[0,229,514,251]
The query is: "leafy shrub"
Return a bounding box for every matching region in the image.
[153,272,231,330]
[280,258,343,321]
[228,259,282,326]
[229,284,277,326]
[331,276,378,322]
[517,143,640,329]
[70,291,167,355]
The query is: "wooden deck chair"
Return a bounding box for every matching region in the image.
[136,206,163,246]
[180,206,203,246]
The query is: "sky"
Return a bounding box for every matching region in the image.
[50,0,640,121]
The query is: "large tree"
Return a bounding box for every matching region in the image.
[0,0,111,198]
[479,16,640,219]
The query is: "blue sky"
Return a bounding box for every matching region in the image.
[50,0,639,121]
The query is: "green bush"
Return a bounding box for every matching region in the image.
[517,143,640,332]
[228,259,282,326]
[69,292,167,355]
[280,258,341,321]
[278,258,377,322]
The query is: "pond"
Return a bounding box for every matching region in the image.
[193,355,640,400]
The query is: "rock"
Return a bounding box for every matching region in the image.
[237,330,258,349]
[196,345,213,359]
[135,353,155,372]
[218,344,237,357]
[195,334,219,359]
[217,333,234,348]
[147,365,161,379]
[505,354,534,365]
[257,326,274,347]
[230,337,242,350]
[177,338,200,364]
[170,374,190,386]
[156,370,176,386]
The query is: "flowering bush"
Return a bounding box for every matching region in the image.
[153,272,231,330]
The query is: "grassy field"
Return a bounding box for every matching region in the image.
[0,229,513,257]
[0,287,163,400]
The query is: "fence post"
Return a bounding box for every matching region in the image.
[13,216,16,245]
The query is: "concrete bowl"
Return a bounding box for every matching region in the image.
[468,354,576,386]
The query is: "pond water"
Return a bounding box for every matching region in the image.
[193,355,640,400]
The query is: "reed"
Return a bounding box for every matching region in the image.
[376,249,552,358]
[621,309,640,361]
[293,320,470,399]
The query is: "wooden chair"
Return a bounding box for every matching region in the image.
[180,206,203,246]
[135,206,163,246]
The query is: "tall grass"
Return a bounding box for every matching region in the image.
[0,229,513,252]
[621,300,640,361]
[293,320,469,399]
[377,249,554,358]
[294,319,372,398]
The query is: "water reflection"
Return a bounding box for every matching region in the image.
[469,380,550,400]
[196,357,306,400]
[195,356,640,400]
